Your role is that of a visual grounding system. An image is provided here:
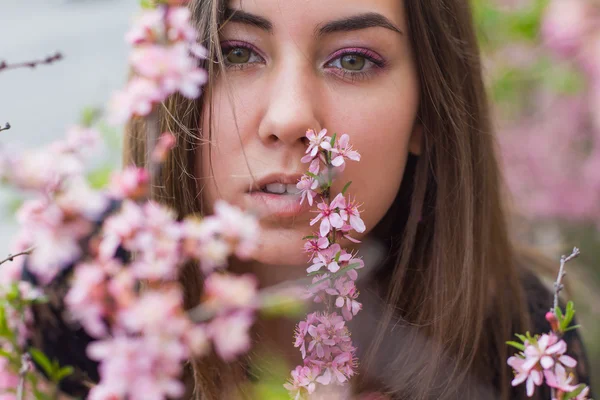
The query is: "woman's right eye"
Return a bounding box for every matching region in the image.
[221,44,264,67]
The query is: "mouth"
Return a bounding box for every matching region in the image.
[247,173,304,195]
[246,173,311,218]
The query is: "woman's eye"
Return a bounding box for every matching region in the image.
[326,52,382,73]
[222,45,263,66]
[339,54,366,71]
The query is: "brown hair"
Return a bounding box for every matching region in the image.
[124,1,539,399]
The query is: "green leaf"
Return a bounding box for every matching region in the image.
[563,324,581,333]
[28,348,54,377]
[79,107,101,127]
[309,262,362,289]
[301,235,318,240]
[506,341,525,351]
[563,384,588,400]
[555,305,564,321]
[330,133,337,147]
[334,251,341,263]
[514,333,527,343]
[305,171,318,180]
[341,181,352,196]
[86,165,114,189]
[55,366,75,382]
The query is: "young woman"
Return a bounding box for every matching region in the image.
[122,0,592,399]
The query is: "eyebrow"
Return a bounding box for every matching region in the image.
[223,9,403,37]
[316,12,404,37]
[223,8,273,33]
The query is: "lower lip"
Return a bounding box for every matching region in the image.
[247,191,312,218]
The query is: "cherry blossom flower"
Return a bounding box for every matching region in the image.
[152,132,177,162]
[284,365,320,399]
[326,277,362,321]
[338,195,366,233]
[304,129,330,160]
[543,363,579,393]
[65,261,110,338]
[523,334,577,371]
[304,236,329,260]
[322,133,361,170]
[108,166,150,200]
[107,77,163,125]
[87,335,187,400]
[208,311,254,362]
[297,159,320,206]
[307,244,345,274]
[507,355,543,397]
[203,273,258,312]
[310,198,344,237]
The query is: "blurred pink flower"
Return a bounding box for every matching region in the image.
[203,273,258,312]
[208,312,254,362]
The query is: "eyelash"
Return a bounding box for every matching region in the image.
[219,41,386,81]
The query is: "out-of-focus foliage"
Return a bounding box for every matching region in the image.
[473,0,600,389]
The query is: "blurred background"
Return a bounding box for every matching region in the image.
[0,0,598,392]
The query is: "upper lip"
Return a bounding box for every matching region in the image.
[247,173,304,192]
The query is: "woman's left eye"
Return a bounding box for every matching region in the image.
[324,50,384,75]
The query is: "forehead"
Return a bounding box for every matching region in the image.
[227,0,407,32]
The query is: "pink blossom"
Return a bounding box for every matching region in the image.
[152,132,177,162]
[338,195,366,233]
[304,129,330,160]
[208,312,254,361]
[87,335,186,400]
[203,273,258,312]
[523,334,577,371]
[118,288,185,335]
[284,365,320,399]
[310,198,344,237]
[541,0,591,58]
[107,77,163,125]
[316,351,355,385]
[294,313,319,359]
[303,236,329,260]
[108,167,149,200]
[507,355,543,397]
[297,159,321,206]
[181,217,231,273]
[543,363,579,393]
[326,277,362,321]
[65,261,110,337]
[212,200,260,259]
[130,43,207,99]
[307,244,347,274]
[323,133,361,170]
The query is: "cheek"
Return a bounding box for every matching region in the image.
[329,84,419,238]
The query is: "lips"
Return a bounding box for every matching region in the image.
[245,172,311,218]
[247,173,304,193]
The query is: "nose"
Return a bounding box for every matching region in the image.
[257,60,323,148]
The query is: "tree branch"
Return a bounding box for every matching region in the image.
[0,247,35,266]
[553,247,580,313]
[0,52,63,72]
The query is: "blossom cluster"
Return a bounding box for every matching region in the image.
[508,300,591,399]
[107,0,207,125]
[0,2,268,399]
[285,129,365,399]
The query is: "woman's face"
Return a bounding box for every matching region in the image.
[198,0,421,269]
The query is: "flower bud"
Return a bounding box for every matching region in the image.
[546,310,560,332]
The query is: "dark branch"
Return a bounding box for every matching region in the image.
[0,52,63,73]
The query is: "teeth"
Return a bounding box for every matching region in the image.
[264,183,286,194]
[286,183,301,195]
[262,183,301,195]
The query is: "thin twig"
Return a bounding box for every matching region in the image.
[17,353,31,400]
[0,247,35,267]
[553,247,580,313]
[0,52,63,72]
[0,122,10,132]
